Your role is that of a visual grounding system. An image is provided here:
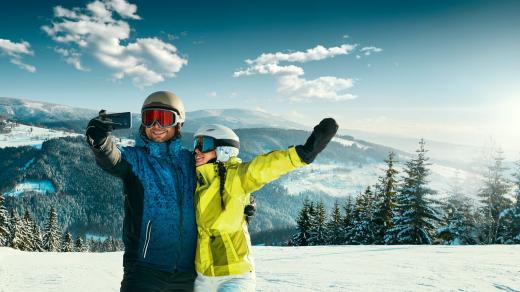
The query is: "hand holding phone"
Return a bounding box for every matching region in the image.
[98,110,132,130]
[86,110,132,147]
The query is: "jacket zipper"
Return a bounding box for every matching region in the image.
[177,168,184,270]
[143,220,152,258]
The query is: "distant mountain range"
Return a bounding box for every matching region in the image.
[0,97,97,123]
[1,96,506,167]
[0,96,489,242]
[0,97,306,133]
[0,96,486,192]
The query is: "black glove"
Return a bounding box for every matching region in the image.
[244,195,256,224]
[295,118,338,164]
[85,110,112,147]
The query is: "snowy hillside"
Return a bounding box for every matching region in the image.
[342,128,519,164]
[0,97,307,133]
[0,122,80,149]
[0,97,97,124]
[281,162,481,199]
[280,137,483,198]
[0,245,518,292]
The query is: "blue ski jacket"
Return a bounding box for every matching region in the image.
[91,135,197,272]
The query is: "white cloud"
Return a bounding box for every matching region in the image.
[0,38,36,72]
[106,0,140,19]
[207,91,217,97]
[235,44,355,77]
[278,75,355,101]
[54,47,89,71]
[342,34,349,39]
[255,106,268,113]
[42,0,187,88]
[287,110,304,119]
[167,34,179,41]
[360,46,383,56]
[234,44,357,101]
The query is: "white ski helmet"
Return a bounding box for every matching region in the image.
[142,91,186,125]
[194,124,240,162]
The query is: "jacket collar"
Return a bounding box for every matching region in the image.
[144,137,183,158]
[196,156,242,178]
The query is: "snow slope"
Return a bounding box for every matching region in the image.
[0,97,97,123]
[4,180,56,197]
[0,245,518,292]
[0,122,80,149]
[280,161,482,199]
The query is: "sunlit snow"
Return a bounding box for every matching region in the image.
[0,245,518,291]
[0,122,80,149]
[4,180,56,197]
[332,137,371,150]
[280,161,483,199]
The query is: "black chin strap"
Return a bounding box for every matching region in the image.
[217,161,227,210]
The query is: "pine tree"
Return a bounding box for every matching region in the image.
[372,152,399,244]
[0,194,10,246]
[436,193,479,245]
[385,139,441,244]
[88,239,97,252]
[342,196,355,244]
[498,160,520,243]
[74,234,85,252]
[92,239,102,252]
[43,207,61,252]
[348,186,376,244]
[109,237,117,251]
[478,150,512,244]
[292,199,312,246]
[103,237,114,252]
[326,201,343,245]
[62,231,74,252]
[8,209,23,250]
[308,201,327,245]
[31,220,44,252]
[19,209,35,251]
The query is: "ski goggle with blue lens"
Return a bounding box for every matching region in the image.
[193,136,216,153]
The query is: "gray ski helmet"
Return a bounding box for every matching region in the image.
[142,91,185,124]
[194,124,240,161]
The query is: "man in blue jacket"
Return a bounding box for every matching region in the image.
[86,91,197,291]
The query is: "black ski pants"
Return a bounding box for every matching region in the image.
[120,264,196,292]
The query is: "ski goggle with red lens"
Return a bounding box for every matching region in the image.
[141,109,181,128]
[193,136,216,153]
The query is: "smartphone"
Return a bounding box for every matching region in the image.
[99,111,132,130]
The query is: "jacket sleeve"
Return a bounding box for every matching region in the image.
[237,146,306,194]
[90,136,132,179]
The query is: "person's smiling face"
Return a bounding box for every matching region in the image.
[194,148,217,166]
[144,123,176,143]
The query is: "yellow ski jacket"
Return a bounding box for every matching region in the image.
[194,146,306,276]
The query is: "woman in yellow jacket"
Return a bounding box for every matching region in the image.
[192,118,338,291]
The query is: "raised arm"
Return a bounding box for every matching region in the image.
[239,118,338,194]
[86,115,132,179]
[238,147,305,194]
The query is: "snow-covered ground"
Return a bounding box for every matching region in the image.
[0,245,518,292]
[0,122,80,149]
[332,137,371,150]
[280,161,482,199]
[280,163,381,197]
[4,179,56,197]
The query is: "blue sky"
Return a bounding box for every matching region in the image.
[0,0,519,149]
